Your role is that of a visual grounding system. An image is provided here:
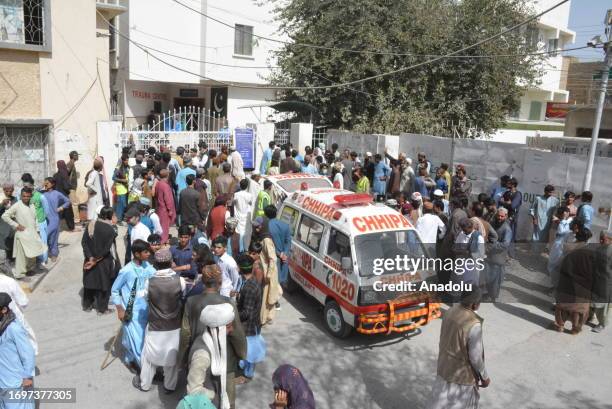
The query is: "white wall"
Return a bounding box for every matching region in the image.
[123,80,171,125]
[203,0,281,84]
[227,87,276,129]
[125,0,281,86]
[127,0,205,84]
[488,129,564,144]
[535,0,571,29]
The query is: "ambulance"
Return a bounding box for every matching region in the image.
[279,188,441,338]
[262,173,333,207]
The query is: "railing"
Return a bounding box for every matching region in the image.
[119,130,234,154]
[128,106,228,133]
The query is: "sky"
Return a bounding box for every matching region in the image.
[566,0,610,61]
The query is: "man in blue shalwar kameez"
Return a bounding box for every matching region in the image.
[111,240,155,372]
[530,184,559,244]
[0,292,35,409]
[42,177,70,263]
[373,154,391,200]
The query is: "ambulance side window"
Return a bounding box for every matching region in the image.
[327,229,351,263]
[296,215,324,252]
[280,206,299,236]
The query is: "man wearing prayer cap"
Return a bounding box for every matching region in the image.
[180,269,246,409]
[223,217,242,257]
[427,288,490,409]
[0,292,36,409]
[135,249,186,393]
[229,146,245,181]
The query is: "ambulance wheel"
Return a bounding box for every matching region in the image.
[324,300,352,338]
[284,273,300,294]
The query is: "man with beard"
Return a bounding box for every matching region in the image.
[485,208,513,302]
[85,157,111,221]
[1,188,45,280]
[82,206,120,314]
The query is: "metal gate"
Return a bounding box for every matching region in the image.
[120,107,234,152]
[0,125,49,185]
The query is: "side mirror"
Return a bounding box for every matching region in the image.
[341,257,353,274]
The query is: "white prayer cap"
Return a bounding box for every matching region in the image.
[433,189,444,197]
[251,170,260,176]
[365,152,372,157]
[405,158,413,166]
[411,192,422,201]
[96,205,105,216]
[200,303,235,328]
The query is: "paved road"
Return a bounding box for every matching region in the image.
[24,231,612,409]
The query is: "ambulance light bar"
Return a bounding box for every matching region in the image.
[333,193,372,206]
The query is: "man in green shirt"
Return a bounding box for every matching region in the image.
[25,182,49,266]
[354,167,370,195]
[255,180,273,218]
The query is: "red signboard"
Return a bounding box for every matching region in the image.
[545,102,570,119]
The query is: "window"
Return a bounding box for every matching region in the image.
[296,215,325,252]
[327,229,352,263]
[0,0,49,51]
[547,38,559,57]
[234,24,253,56]
[525,27,539,48]
[354,230,426,277]
[280,206,299,235]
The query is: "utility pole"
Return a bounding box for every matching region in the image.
[582,9,612,191]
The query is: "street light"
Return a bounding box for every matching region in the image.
[582,10,611,192]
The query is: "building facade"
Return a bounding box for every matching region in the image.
[0,0,124,187]
[509,0,576,123]
[565,58,610,105]
[113,0,282,131]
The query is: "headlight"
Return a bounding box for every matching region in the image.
[359,287,378,305]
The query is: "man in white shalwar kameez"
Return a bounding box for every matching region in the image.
[229,147,245,181]
[233,179,253,250]
[85,157,110,221]
[1,188,45,279]
[428,289,490,409]
[136,249,186,393]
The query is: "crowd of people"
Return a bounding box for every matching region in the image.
[0,137,610,409]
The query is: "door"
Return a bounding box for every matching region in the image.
[528,101,543,121]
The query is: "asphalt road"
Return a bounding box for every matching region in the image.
[23,230,612,409]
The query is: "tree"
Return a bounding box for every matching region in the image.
[268,0,545,136]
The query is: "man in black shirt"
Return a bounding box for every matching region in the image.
[235,253,263,384]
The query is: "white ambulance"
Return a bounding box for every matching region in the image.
[262,173,333,207]
[279,188,441,338]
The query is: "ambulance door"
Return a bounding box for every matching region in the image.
[325,228,358,328]
[292,214,327,303]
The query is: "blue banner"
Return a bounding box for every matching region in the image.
[234,128,255,170]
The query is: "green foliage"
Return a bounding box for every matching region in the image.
[268,0,545,136]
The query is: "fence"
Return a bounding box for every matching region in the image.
[328,129,612,240]
[127,106,228,133]
[119,130,234,153]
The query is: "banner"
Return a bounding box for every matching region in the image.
[235,128,255,170]
[545,102,570,119]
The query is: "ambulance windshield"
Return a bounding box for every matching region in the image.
[354,230,426,277]
[276,178,332,193]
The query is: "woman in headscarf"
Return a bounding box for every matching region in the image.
[85,156,110,221]
[252,217,281,326]
[271,364,315,409]
[267,150,281,176]
[81,206,120,314]
[54,160,76,231]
